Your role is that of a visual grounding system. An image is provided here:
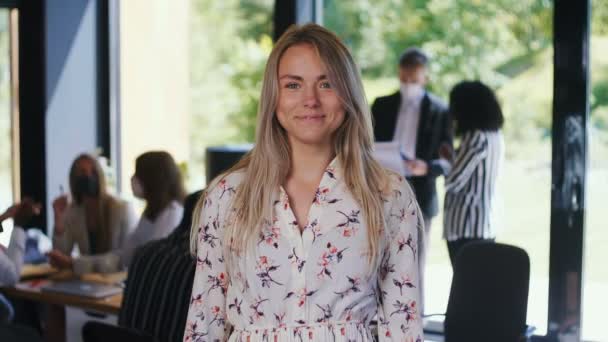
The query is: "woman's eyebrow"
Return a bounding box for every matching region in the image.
[279,74,303,81]
[278,74,328,81]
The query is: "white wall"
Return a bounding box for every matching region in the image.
[45,0,100,232]
[119,0,190,196]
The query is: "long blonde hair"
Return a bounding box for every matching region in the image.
[191,23,390,272]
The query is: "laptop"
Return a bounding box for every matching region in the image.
[41,280,122,299]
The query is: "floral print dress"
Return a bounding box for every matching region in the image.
[184,159,423,342]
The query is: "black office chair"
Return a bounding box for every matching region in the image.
[82,321,157,342]
[444,241,532,342]
[0,323,42,342]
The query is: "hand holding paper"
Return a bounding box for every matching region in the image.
[373,141,412,176]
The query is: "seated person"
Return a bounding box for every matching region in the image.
[48,153,138,272]
[0,199,43,336]
[118,190,200,342]
[50,152,186,273]
[0,199,41,287]
[119,151,185,268]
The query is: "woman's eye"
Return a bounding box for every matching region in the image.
[285,82,300,89]
[319,82,332,89]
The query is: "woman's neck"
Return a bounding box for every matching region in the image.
[288,142,334,184]
[83,196,99,209]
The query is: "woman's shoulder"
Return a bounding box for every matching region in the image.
[382,168,417,207]
[104,195,137,219]
[168,199,184,211]
[160,200,184,221]
[481,129,503,139]
[111,195,130,206]
[105,195,132,210]
[205,169,245,199]
[463,130,490,145]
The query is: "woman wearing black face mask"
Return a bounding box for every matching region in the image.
[60,151,187,272]
[48,154,138,271]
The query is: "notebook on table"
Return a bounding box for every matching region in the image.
[40,280,122,299]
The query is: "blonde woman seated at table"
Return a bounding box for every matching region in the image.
[49,152,185,272]
[48,154,138,273]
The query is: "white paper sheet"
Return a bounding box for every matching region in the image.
[373,141,411,176]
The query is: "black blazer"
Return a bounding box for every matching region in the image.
[371,91,452,218]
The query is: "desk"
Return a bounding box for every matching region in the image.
[1,279,122,315]
[0,267,125,342]
[1,267,125,314]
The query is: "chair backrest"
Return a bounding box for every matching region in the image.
[444,242,530,342]
[82,321,156,342]
[0,323,42,342]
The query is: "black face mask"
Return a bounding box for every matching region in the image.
[74,175,99,198]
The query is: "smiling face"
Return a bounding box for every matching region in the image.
[276,43,346,149]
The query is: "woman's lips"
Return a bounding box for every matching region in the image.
[296,114,326,120]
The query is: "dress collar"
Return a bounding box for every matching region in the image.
[278,156,342,203]
[319,156,340,190]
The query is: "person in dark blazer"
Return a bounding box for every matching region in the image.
[371,47,452,314]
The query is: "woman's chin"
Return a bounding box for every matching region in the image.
[289,132,332,148]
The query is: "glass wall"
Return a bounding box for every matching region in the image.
[117,0,272,204]
[0,9,17,246]
[324,0,553,334]
[114,2,604,337]
[583,3,608,341]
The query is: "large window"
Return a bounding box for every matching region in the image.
[117,0,272,202]
[324,0,553,334]
[583,3,608,341]
[0,8,18,246]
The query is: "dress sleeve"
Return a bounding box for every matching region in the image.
[0,227,26,286]
[377,176,424,341]
[184,179,231,342]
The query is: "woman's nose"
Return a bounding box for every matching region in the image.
[303,87,320,107]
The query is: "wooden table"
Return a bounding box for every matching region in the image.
[1,279,122,314]
[2,266,125,314]
[0,266,126,342]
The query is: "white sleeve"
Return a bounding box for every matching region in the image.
[0,227,26,286]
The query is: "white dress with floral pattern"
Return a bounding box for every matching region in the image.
[184,160,423,342]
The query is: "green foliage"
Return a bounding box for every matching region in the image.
[324,0,552,97]
[324,0,608,156]
[189,0,272,183]
[592,80,608,111]
[188,0,608,175]
[593,0,608,35]
[228,36,273,142]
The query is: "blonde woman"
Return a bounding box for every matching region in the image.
[48,154,138,272]
[185,24,423,341]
